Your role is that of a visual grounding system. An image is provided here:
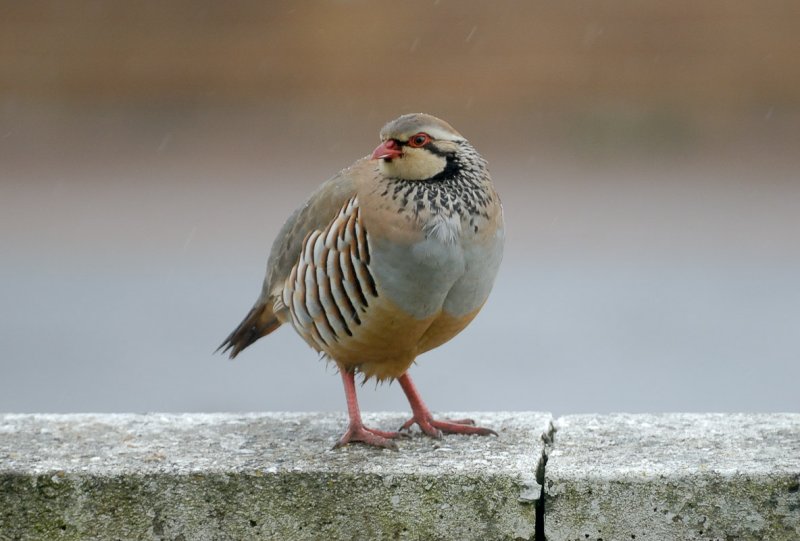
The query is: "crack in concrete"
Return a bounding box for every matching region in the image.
[536,419,557,541]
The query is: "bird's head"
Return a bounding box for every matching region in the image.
[371,113,466,181]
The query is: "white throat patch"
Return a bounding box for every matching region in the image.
[379,148,446,181]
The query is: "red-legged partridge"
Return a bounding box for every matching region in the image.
[219,114,504,449]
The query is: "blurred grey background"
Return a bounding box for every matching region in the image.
[1,1,799,415]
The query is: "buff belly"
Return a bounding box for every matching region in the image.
[328,229,501,380]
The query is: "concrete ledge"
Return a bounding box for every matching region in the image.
[3,413,799,540]
[0,412,549,541]
[545,413,800,541]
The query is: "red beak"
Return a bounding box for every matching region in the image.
[371,139,403,160]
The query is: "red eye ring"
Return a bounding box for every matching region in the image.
[407,133,431,148]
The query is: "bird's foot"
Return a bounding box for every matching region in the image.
[333,424,407,450]
[399,415,498,439]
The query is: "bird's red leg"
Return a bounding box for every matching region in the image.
[397,373,498,438]
[333,368,402,449]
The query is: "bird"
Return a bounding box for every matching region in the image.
[218,113,504,449]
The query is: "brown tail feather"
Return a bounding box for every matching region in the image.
[217,302,282,358]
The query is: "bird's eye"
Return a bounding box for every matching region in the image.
[407,133,431,148]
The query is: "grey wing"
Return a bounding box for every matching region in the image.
[217,158,367,358]
[261,158,369,303]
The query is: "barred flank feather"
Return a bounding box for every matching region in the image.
[282,196,377,352]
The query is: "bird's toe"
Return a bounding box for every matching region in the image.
[333,424,401,450]
[400,415,496,438]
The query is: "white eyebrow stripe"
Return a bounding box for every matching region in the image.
[413,126,464,142]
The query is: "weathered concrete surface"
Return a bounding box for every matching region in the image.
[0,412,550,541]
[545,413,800,541]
